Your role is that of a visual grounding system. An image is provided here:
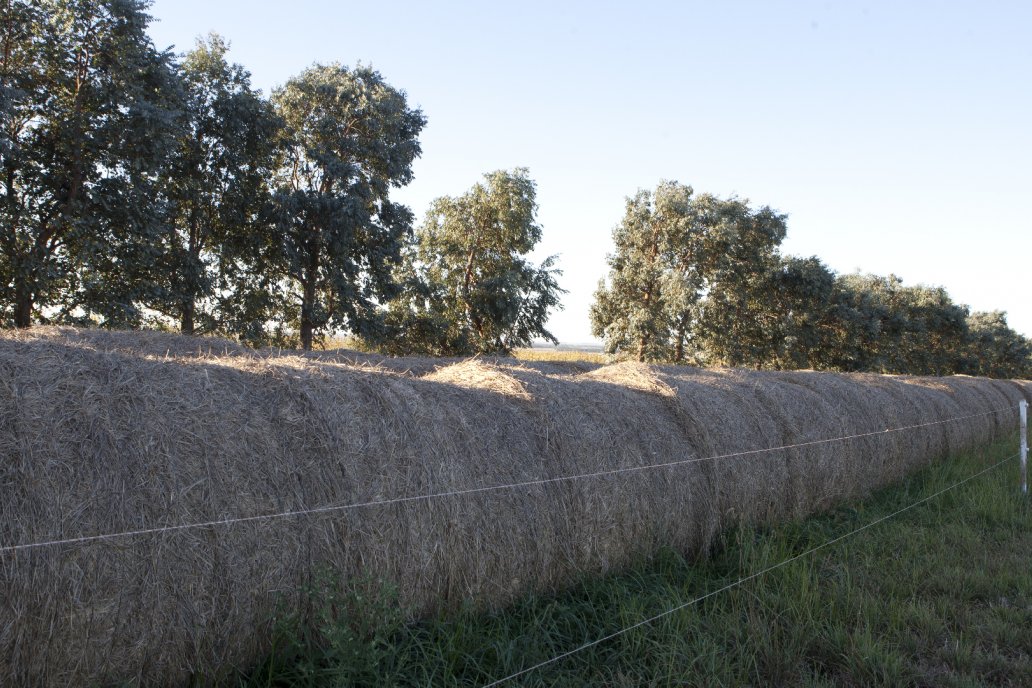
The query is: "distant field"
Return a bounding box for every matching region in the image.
[316,335,612,364]
[317,334,610,365]
[512,347,608,364]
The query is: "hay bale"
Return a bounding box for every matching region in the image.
[0,327,1026,686]
[8,324,252,359]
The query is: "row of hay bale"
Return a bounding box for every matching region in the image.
[0,327,1029,686]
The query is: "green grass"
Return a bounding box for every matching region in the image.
[238,435,1032,687]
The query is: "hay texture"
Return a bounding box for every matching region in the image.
[0,327,1029,686]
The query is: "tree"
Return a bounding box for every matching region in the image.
[590,186,676,362]
[152,33,279,336]
[270,63,425,350]
[590,181,787,363]
[734,255,842,370]
[1,0,180,327]
[384,168,565,355]
[962,311,1032,379]
[830,274,969,375]
[895,283,969,375]
[679,196,787,366]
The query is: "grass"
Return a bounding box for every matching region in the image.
[511,348,609,364]
[313,338,611,364]
[238,435,1032,687]
[315,334,374,352]
[312,336,610,364]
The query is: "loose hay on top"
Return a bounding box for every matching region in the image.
[0,326,1029,687]
[423,359,532,400]
[582,360,678,397]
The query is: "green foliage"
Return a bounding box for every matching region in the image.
[381,168,565,355]
[829,274,971,375]
[269,63,426,350]
[149,33,280,338]
[1,9,429,348]
[591,181,1032,377]
[590,181,787,363]
[246,572,407,688]
[733,255,842,370]
[1,0,181,328]
[2,2,1028,372]
[590,184,685,363]
[963,311,1032,379]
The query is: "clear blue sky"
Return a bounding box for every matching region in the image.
[147,0,1032,344]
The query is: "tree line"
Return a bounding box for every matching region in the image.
[1,1,559,354]
[590,181,1031,378]
[3,1,1030,378]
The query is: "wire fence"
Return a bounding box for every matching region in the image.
[0,398,1026,687]
[482,449,1021,686]
[0,405,1017,556]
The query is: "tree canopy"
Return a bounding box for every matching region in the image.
[590,181,787,363]
[383,168,564,355]
[269,63,426,350]
[150,33,280,337]
[1,0,180,327]
[590,182,1031,378]
[1,2,1029,379]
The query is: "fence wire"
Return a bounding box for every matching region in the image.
[482,450,1021,687]
[0,406,1016,555]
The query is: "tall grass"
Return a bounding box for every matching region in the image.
[239,434,1031,687]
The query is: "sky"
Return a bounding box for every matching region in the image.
[147,0,1032,344]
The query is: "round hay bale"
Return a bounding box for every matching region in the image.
[0,326,1024,686]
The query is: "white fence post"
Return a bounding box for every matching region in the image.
[1021,400,1028,495]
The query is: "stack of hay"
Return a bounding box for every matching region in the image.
[0,327,1027,686]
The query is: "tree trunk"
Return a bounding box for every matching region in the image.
[13,281,32,328]
[182,208,200,337]
[462,244,484,344]
[180,300,195,336]
[300,309,314,351]
[638,280,653,362]
[300,279,316,351]
[299,234,321,351]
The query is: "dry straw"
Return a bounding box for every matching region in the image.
[0,327,1028,686]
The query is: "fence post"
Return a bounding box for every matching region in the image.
[1021,400,1028,495]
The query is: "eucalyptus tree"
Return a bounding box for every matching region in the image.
[590,181,787,363]
[270,64,425,350]
[961,311,1031,379]
[385,168,564,355]
[1,0,180,327]
[733,255,841,370]
[590,183,686,362]
[154,33,279,336]
[829,274,969,375]
[895,283,969,375]
[680,195,787,366]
